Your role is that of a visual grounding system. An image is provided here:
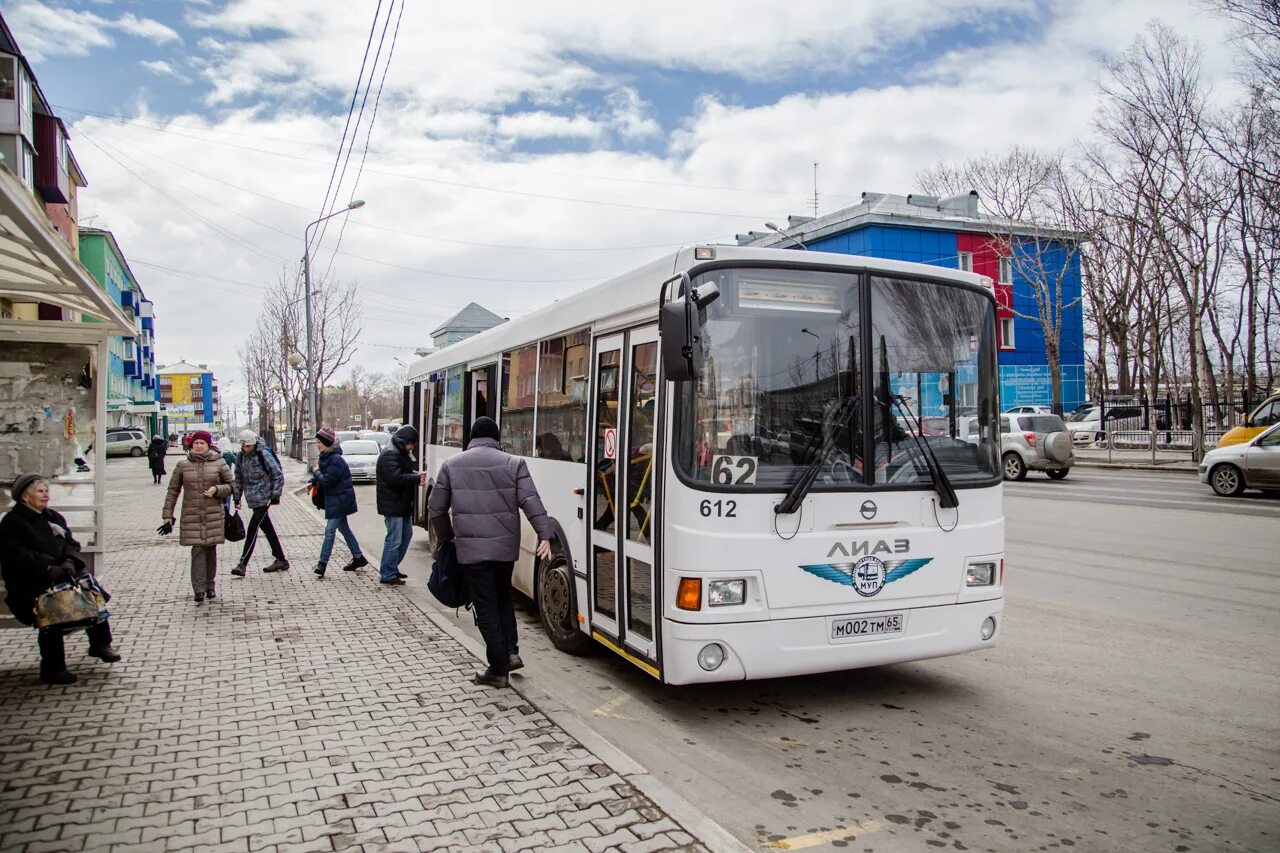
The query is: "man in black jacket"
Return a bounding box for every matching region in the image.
[0,473,121,684]
[376,425,426,585]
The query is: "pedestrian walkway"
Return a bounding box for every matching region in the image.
[0,458,707,852]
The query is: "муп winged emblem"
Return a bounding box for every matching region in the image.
[799,556,932,597]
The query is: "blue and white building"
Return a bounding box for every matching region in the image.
[742,192,1086,412]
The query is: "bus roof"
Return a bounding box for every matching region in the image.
[405,245,990,382]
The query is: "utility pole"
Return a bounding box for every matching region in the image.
[303,199,365,467]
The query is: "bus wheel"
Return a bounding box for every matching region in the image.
[538,555,592,655]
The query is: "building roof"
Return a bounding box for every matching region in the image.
[430,301,505,338]
[157,361,210,376]
[79,227,144,290]
[0,167,131,335]
[739,191,1081,249]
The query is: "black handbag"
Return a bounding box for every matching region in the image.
[224,508,246,542]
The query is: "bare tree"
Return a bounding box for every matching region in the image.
[919,147,1084,412]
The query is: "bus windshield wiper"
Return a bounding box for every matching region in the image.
[886,393,959,510]
[775,395,860,515]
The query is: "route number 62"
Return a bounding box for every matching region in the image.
[711,455,758,485]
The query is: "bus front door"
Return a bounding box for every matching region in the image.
[588,328,659,672]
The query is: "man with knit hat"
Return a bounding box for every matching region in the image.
[231,429,288,576]
[1,473,121,684]
[428,416,555,688]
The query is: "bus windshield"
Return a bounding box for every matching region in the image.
[674,267,999,491]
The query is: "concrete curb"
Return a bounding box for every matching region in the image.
[1073,461,1198,473]
[406,595,755,853]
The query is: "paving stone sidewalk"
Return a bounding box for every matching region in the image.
[0,457,705,852]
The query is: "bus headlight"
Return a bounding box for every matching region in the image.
[697,643,725,671]
[966,561,997,587]
[707,579,746,607]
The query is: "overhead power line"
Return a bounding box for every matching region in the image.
[309,0,385,258]
[322,0,405,281]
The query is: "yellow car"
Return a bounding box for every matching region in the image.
[1217,394,1280,448]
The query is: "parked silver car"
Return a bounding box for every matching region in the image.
[105,428,148,458]
[1000,413,1074,480]
[1198,422,1280,496]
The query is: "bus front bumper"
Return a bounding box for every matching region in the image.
[661,598,1003,685]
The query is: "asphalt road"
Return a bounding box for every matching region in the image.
[343,466,1279,853]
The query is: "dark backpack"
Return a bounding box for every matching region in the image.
[428,541,471,608]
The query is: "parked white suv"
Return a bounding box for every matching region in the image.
[105,428,148,458]
[1000,413,1074,480]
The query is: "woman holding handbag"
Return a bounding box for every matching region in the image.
[161,430,234,604]
[0,473,121,685]
[309,427,368,578]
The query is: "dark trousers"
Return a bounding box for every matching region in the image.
[38,621,112,677]
[464,561,517,676]
[240,506,285,564]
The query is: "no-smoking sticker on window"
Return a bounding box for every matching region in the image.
[604,427,617,459]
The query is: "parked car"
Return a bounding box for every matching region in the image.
[105,428,148,458]
[358,430,392,451]
[340,439,382,482]
[1199,422,1280,496]
[380,422,403,435]
[1000,413,1074,480]
[1004,405,1052,415]
[1067,405,1145,445]
[335,430,360,445]
[1215,393,1280,449]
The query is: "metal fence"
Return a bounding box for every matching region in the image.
[1070,395,1257,459]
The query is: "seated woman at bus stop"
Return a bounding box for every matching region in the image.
[0,473,122,684]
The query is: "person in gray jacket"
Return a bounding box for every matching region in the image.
[428,416,554,687]
[231,430,289,576]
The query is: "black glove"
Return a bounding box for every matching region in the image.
[46,563,75,585]
[270,496,280,505]
[157,520,174,536]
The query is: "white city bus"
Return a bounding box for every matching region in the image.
[405,246,1004,684]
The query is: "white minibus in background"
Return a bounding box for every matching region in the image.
[405,246,1004,684]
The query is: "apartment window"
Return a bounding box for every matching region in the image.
[1000,317,1015,349]
[0,57,14,100]
[998,256,1012,285]
[957,251,973,272]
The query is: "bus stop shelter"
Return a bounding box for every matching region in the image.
[0,166,133,628]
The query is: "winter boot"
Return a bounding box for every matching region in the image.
[231,563,247,577]
[342,555,369,572]
[314,562,327,578]
[264,559,290,573]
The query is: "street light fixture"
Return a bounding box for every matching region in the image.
[303,200,365,466]
[801,328,821,381]
[765,221,808,251]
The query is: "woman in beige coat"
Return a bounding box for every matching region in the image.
[162,430,234,604]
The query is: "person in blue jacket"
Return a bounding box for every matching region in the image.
[309,427,368,578]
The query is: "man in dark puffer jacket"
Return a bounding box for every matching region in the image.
[428,416,555,688]
[375,425,426,585]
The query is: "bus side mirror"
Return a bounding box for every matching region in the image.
[660,300,697,381]
[659,277,719,382]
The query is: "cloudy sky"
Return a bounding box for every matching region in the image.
[0,0,1241,414]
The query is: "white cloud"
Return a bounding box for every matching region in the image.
[496,111,601,141]
[139,59,190,82]
[3,2,113,61]
[114,12,183,46]
[4,1,183,61]
[57,0,1250,382]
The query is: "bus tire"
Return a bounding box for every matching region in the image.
[537,553,592,655]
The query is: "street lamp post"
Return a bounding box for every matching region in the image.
[303,199,365,466]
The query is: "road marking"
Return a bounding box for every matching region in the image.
[768,821,881,849]
[592,692,634,719]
